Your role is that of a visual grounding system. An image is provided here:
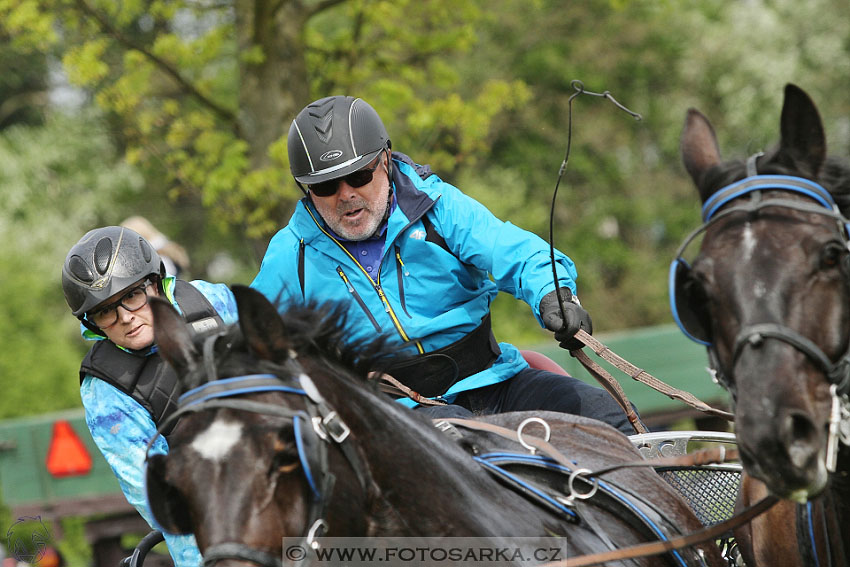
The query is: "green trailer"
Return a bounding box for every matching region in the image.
[0,409,152,567]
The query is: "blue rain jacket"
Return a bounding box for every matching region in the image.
[251,152,579,406]
[80,278,238,567]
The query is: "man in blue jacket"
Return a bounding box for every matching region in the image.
[62,226,238,567]
[252,95,634,435]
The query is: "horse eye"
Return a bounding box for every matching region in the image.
[820,243,846,269]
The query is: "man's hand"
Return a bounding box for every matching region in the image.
[539,287,593,350]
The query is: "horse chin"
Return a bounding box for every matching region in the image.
[743,447,829,502]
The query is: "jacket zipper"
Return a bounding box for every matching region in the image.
[394,246,411,317]
[305,206,424,354]
[336,267,381,331]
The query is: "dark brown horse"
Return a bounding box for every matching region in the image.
[675,84,850,565]
[144,285,722,567]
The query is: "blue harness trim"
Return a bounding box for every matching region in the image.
[175,374,322,498]
[701,175,836,222]
[293,415,321,500]
[178,374,306,408]
[670,174,848,347]
[473,456,577,519]
[807,501,822,567]
[476,453,689,567]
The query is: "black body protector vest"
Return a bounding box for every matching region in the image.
[79,280,224,433]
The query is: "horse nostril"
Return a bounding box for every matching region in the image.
[782,411,819,470]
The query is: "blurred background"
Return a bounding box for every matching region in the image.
[1,0,849,564]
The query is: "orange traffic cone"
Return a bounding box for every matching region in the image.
[45,420,93,477]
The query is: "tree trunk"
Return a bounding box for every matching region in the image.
[236,0,311,170]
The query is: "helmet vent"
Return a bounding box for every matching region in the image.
[139,238,152,263]
[308,101,334,143]
[94,238,113,275]
[68,255,94,283]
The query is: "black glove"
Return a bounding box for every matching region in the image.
[539,287,593,351]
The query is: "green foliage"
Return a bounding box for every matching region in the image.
[0,0,848,402]
[0,111,144,418]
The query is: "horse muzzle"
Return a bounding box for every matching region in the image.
[733,339,832,501]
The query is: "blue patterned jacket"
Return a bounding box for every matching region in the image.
[80,278,238,567]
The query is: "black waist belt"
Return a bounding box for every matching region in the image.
[385,314,501,399]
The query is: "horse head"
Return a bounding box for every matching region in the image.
[144,286,373,567]
[676,83,850,500]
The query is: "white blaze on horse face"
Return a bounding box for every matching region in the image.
[190,419,243,462]
[741,225,768,298]
[741,224,757,262]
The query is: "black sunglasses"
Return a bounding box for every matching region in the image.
[308,154,384,198]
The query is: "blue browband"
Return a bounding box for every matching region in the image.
[178,374,306,408]
[701,174,837,222]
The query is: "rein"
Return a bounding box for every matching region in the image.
[571,330,734,423]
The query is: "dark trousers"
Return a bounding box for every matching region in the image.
[413,368,637,436]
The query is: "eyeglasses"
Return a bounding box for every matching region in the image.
[308,154,383,198]
[88,280,153,329]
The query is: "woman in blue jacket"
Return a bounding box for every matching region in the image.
[62,226,238,567]
[252,95,634,435]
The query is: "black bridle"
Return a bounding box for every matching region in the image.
[670,170,850,472]
[145,336,368,567]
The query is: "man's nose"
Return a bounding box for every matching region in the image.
[336,182,359,199]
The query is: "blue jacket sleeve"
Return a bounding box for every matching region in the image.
[186,280,239,325]
[80,377,202,567]
[425,178,579,326]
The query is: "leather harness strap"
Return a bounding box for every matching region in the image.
[437,417,775,567]
[544,495,778,567]
[572,329,735,422]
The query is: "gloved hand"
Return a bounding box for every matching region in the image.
[539,287,593,351]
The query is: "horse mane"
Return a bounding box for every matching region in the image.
[183,298,401,390]
[820,156,850,217]
[271,299,401,377]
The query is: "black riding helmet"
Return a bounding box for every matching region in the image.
[62,226,165,332]
[288,96,391,187]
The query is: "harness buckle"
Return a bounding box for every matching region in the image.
[825,385,847,472]
[313,411,350,443]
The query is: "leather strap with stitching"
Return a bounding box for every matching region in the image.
[572,329,735,422]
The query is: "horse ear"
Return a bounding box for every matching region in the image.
[231,285,292,361]
[681,108,722,187]
[778,83,826,178]
[150,297,199,375]
[145,455,193,535]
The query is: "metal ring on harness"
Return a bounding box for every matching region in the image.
[305,519,328,550]
[516,417,551,454]
[567,468,599,501]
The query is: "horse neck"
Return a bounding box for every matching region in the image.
[300,362,542,535]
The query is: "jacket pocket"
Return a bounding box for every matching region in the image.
[336,266,381,331]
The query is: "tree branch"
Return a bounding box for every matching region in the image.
[74,0,239,132]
